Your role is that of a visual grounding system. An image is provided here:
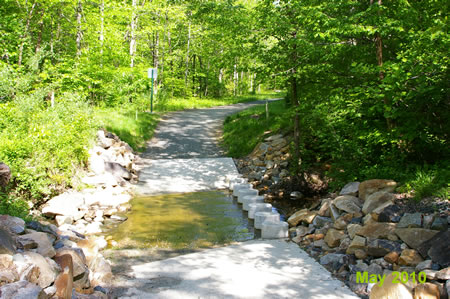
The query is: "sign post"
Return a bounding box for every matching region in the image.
[147,68,157,113]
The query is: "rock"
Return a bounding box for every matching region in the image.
[319,253,345,268]
[0,280,46,298]
[42,192,84,217]
[55,248,87,278]
[334,214,353,230]
[13,252,58,288]
[324,228,346,248]
[81,173,119,187]
[446,281,450,299]
[346,235,366,255]
[339,237,352,251]
[88,151,105,175]
[370,272,416,299]
[436,267,450,280]
[329,204,341,221]
[0,215,25,235]
[347,224,362,239]
[349,273,368,296]
[362,191,394,215]
[53,254,73,299]
[97,130,114,149]
[17,232,56,258]
[55,215,74,226]
[333,195,362,214]
[378,205,403,223]
[357,222,397,239]
[104,162,132,180]
[413,283,441,299]
[395,228,440,251]
[367,238,402,257]
[291,226,315,239]
[26,221,58,237]
[416,260,433,272]
[385,252,400,264]
[417,230,450,267]
[287,209,317,226]
[0,163,11,188]
[312,216,333,229]
[89,255,113,285]
[399,249,424,267]
[318,198,332,217]
[359,179,397,201]
[398,213,423,228]
[339,182,360,196]
[431,217,448,231]
[355,249,368,259]
[0,228,16,255]
[367,263,383,276]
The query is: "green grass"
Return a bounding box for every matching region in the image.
[155,92,283,112]
[222,99,291,157]
[94,108,160,152]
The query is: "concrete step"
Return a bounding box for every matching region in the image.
[261,221,289,239]
[254,211,280,229]
[248,203,273,219]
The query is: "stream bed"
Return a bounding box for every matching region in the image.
[103,191,255,251]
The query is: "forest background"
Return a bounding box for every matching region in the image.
[0,0,448,217]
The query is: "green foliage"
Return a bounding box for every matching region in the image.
[0,92,96,202]
[223,99,290,157]
[0,192,30,220]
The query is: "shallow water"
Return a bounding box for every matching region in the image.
[105,191,255,250]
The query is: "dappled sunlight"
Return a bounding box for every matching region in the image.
[115,240,358,298]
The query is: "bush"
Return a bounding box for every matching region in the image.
[0,91,96,203]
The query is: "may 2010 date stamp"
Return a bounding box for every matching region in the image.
[356,271,427,287]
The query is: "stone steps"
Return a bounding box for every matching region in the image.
[227,177,288,239]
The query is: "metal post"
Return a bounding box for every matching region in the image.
[150,69,154,113]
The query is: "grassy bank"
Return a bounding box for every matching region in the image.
[222,99,449,201]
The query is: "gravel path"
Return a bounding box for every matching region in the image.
[142,100,280,159]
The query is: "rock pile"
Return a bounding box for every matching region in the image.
[0,129,140,298]
[287,179,450,298]
[235,134,290,187]
[0,214,111,298]
[0,162,11,188]
[37,129,138,236]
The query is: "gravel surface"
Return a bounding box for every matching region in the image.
[142,100,281,159]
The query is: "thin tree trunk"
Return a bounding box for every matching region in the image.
[76,0,83,57]
[185,20,191,89]
[160,10,168,84]
[130,0,137,67]
[233,63,237,96]
[18,0,37,66]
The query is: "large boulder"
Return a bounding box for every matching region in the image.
[395,228,439,251]
[362,191,394,215]
[417,230,450,267]
[333,195,362,214]
[42,192,84,218]
[0,163,11,187]
[359,179,397,201]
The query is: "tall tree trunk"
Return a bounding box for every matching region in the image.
[233,63,238,96]
[371,0,393,130]
[18,0,37,66]
[130,0,137,67]
[185,20,191,89]
[160,10,168,84]
[76,0,83,57]
[99,0,104,66]
[35,11,45,54]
